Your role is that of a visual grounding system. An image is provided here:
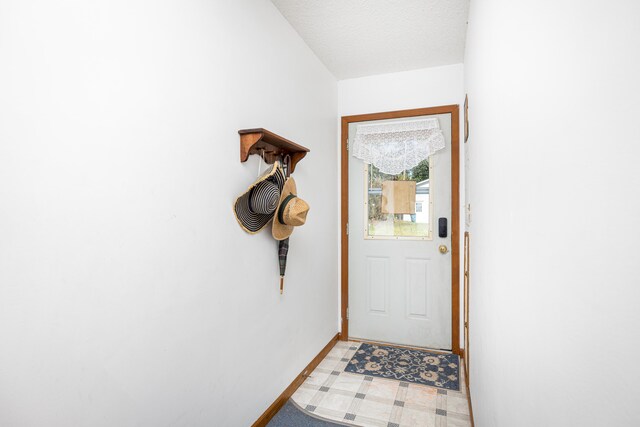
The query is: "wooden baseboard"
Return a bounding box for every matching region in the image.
[461,356,475,427]
[251,333,340,427]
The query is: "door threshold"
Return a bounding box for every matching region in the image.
[347,337,454,355]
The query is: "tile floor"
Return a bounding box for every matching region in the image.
[291,341,471,427]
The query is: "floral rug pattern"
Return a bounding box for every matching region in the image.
[344,343,460,391]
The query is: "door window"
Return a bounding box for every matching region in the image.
[364,158,433,240]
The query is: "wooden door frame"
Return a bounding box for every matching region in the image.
[340,105,461,355]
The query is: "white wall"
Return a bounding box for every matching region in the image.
[465,1,640,426]
[339,64,464,117]
[339,64,466,349]
[0,1,337,426]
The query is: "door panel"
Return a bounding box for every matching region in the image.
[348,113,452,350]
[406,258,429,319]
[366,257,389,314]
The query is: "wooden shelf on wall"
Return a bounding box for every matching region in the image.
[238,128,309,174]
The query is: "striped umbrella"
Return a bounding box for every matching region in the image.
[278,237,289,294]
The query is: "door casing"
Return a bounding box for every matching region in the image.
[340,105,461,355]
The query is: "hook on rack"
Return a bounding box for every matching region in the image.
[282,154,292,178]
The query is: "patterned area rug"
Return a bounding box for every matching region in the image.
[344,343,460,391]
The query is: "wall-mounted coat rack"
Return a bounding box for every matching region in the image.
[238,128,309,173]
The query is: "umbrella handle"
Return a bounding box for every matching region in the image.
[280,276,284,294]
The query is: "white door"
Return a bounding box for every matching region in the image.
[348,113,452,350]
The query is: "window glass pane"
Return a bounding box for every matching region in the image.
[366,159,432,239]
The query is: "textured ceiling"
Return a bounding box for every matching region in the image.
[271,0,470,79]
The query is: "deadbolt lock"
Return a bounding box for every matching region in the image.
[439,245,449,254]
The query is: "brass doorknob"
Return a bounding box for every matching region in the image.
[439,245,449,254]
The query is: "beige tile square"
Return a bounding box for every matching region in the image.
[313,405,350,420]
[448,389,466,400]
[366,377,400,401]
[405,384,438,407]
[356,397,393,421]
[318,358,340,371]
[448,411,471,423]
[400,407,436,427]
[332,373,364,393]
[291,386,316,406]
[305,370,331,386]
[298,382,320,391]
[328,347,347,359]
[333,362,350,371]
[332,387,358,398]
[318,391,355,413]
[325,352,342,360]
[446,412,472,427]
[341,351,357,361]
[353,415,390,427]
[447,395,470,415]
[436,393,446,411]
[388,402,403,426]
[314,366,334,375]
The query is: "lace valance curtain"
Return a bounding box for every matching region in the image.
[352,118,445,175]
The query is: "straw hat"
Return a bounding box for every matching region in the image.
[233,162,286,234]
[272,177,310,240]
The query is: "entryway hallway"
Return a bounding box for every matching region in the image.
[270,340,470,427]
[1,1,639,426]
